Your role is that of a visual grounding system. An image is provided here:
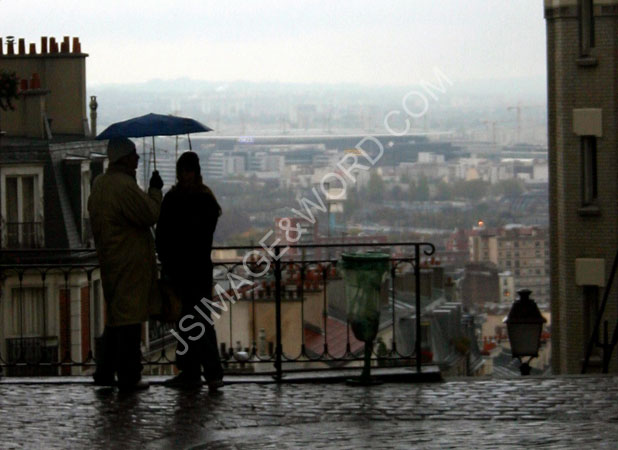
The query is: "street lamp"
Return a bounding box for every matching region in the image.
[503,289,547,375]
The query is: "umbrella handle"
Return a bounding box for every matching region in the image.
[152,136,157,171]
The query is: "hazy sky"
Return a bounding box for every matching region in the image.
[2,0,547,87]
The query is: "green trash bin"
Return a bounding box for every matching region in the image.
[341,252,389,384]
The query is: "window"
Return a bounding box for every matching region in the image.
[579,0,595,56]
[581,136,597,206]
[7,287,46,337]
[1,167,44,248]
[5,286,56,375]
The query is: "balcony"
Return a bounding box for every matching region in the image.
[0,242,482,379]
[5,336,58,376]
[3,221,43,249]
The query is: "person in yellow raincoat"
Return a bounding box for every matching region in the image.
[88,137,163,391]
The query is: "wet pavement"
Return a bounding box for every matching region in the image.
[1,374,618,449]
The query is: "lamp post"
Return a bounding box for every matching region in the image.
[503,289,547,375]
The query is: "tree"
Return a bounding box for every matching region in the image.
[0,70,19,133]
[367,171,385,202]
[491,179,525,198]
[415,175,430,201]
[391,184,404,201]
[408,179,417,200]
[452,179,489,201]
[434,181,453,201]
[0,70,19,111]
[345,187,361,217]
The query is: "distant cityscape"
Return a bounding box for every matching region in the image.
[0,37,552,379]
[117,84,551,375]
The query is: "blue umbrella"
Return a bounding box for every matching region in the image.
[96,113,213,169]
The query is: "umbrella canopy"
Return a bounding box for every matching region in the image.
[96,113,212,140]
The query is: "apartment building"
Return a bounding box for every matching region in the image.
[0,36,109,375]
[469,225,549,304]
[546,0,618,373]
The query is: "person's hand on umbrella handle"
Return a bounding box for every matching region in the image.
[149,170,164,190]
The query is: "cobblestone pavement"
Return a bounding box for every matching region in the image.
[1,375,618,449]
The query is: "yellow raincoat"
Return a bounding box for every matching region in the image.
[88,166,162,326]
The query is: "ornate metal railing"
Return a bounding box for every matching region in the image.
[3,221,43,249]
[0,242,437,380]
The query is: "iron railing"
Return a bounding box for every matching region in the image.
[0,242,438,380]
[3,222,43,249]
[582,249,618,373]
[5,336,58,376]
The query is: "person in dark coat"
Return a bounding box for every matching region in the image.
[89,137,163,391]
[156,151,224,390]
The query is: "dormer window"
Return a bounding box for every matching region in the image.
[1,166,44,248]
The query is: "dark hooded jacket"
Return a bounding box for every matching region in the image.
[155,184,221,303]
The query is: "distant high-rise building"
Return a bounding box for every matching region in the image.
[546,0,618,373]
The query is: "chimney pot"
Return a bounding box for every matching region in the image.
[41,37,48,54]
[61,36,70,53]
[72,37,81,54]
[0,38,3,56]
[18,38,25,55]
[50,38,58,54]
[29,43,36,55]
[30,73,41,89]
[7,38,14,55]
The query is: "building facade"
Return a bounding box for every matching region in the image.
[545,0,618,373]
[469,226,549,303]
[0,35,109,375]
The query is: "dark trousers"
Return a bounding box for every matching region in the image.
[175,305,223,382]
[95,324,143,386]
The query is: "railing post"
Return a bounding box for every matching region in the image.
[391,263,397,355]
[415,244,422,374]
[582,249,618,373]
[274,246,283,382]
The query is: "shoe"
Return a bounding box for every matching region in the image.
[163,372,203,389]
[93,373,116,387]
[207,379,224,391]
[118,380,150,392]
